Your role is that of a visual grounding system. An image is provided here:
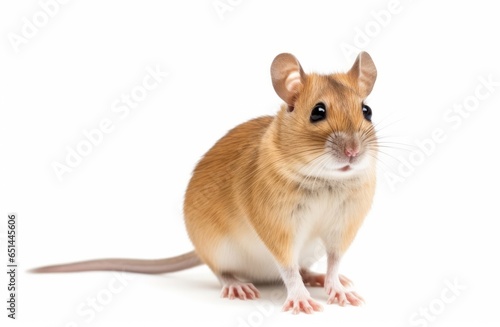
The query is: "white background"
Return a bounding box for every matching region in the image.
[1,0,500,326]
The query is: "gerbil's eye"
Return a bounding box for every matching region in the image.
[362,104,372,122]
[310,103,326,123]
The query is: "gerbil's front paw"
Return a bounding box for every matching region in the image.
[282,295,323,314]
[325,279,364,306]
[220,282,260,300]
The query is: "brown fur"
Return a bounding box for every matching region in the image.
[184,57,377,273]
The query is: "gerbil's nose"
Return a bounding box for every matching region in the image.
[344,147,359,158]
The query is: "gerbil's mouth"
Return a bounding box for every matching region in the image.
[338,165,351,172]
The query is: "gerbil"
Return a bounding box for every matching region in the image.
[32,52,378,314]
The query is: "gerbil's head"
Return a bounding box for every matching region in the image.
[270,52,377,181]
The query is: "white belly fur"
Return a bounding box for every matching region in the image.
[214,186,349,282]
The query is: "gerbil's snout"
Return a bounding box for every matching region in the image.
[344,141,360,160]
[344,147,358,158]
[322,131,375,176]
[328,133,363,162]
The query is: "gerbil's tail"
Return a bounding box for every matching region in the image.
[29,251,203,274]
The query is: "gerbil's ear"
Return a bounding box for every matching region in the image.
[271,53,305,107]
[348,52,377,98]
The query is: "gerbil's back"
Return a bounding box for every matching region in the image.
[183,116,273,261]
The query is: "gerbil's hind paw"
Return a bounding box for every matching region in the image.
[220,282,260,300]
[282,296,323,314]
[300,269,353,288]
[339,274,354,288]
